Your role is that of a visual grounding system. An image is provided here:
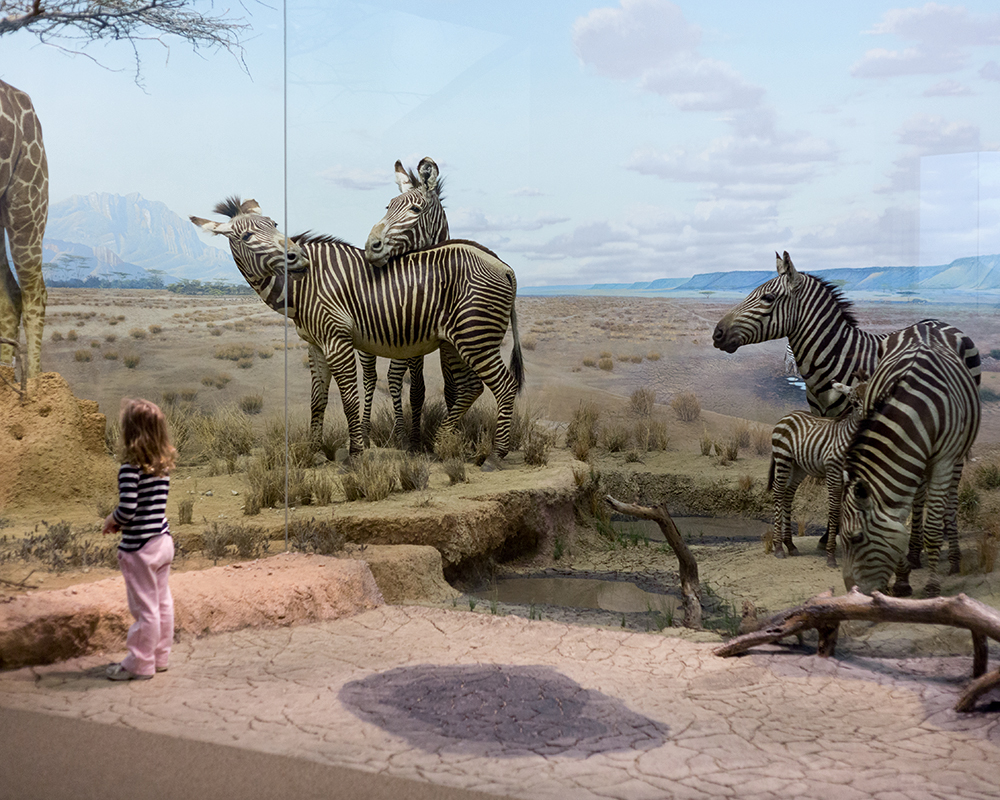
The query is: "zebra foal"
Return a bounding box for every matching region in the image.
[840,325,980,598]
[768,376,867,566]
[191,198,524,460]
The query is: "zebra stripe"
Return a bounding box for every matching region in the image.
[768,377,867,566]
[712,251,980,417]
[191,199,524,459]
[840,325,980,597]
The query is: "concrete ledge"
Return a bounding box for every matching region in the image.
[0,553,384,669]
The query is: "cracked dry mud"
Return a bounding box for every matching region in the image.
[2,607,999,799]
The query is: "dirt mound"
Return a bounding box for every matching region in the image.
[0,369,115,511]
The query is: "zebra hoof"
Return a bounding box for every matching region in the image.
[826,556,838,569]
[774,548,786,560]
[907,553,922,570]
[786,545,799,556]
[922,584,941,599]
[817,534,829,549]
[948,563,961,575]
[891,583,913,598]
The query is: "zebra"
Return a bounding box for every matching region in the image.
[191,197,524,460]
[366,157,448,266]
[359,157,451,450]
[840,324,980,597]
[712,250,980,567]
[768,374,867,567]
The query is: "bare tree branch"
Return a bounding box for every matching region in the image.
[1,1,251,80]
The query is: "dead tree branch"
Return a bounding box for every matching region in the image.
[605,495,701,629]
[1,0,251,80]
[715,587,1000,712]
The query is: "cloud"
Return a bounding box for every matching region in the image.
[509,187,545,197]
[449,208,569,234]
[853,3,1000,79]
[922,79,972,96]
[626,108,837,198]
[876,114,981,194]
[981,61,1000,82]
[318,166,391,191]
[572,0,763,113]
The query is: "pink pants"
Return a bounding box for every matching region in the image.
[117,534,174,676]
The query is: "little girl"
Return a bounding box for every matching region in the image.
[102,398,177,681]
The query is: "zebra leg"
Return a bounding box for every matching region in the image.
[824,467,843,568]
[436,344,483,440]
[406,355,425,452]
[457,346,518,462]
[323,339,366,457]
[307,343,333,458]
[775,469,804,558]
[359,351,377,447]
[946,460,965,575]
[915,467,954,598]
[385,358,408,448]
[907,479,927,570]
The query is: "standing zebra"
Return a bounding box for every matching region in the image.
[359,157,451,450]
[191,198,524,459]
[840,325,980,597]
[713,250,979,567]
[768,375,867,566]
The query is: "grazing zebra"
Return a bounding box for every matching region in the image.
[768,375,867,566]
[840,325,980,597]
[360,157,451,450]
[713,250,979,565]
[191,198,524,459]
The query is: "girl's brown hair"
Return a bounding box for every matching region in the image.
[119,398,177,475]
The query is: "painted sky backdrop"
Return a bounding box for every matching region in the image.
[3,0,1000,286]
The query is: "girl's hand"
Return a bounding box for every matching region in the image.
[102,513,119,536]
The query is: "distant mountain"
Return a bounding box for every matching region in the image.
[42,192,238,284]
[521,255,1000,297]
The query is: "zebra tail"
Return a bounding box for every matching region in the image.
[509,304,526,394]
[766,455,775,492]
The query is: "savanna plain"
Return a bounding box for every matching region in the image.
[4,288,1000,662]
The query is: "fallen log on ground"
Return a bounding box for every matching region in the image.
[714,587,1000,712]
[605,495,701,629]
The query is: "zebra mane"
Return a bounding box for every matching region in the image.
[213,196,244,219]
[805,273,859,328]
[433,238,501,260]
[291,231,354,248]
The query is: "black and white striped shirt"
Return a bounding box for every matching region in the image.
[113,464,171,552]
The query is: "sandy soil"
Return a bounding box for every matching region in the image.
[4,289,1000,661]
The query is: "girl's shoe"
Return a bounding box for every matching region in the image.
[106,663,153,681]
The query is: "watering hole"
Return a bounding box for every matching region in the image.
[475,517,772,615]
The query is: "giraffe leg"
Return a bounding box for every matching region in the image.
[0,241,22,367]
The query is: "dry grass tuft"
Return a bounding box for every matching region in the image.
[671,392,701,422]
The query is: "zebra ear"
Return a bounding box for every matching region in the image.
[417,157,440,192]
[240,199,262,215]
[190,216,232,236]
[776,250,801,290]
[831,381,849,396]
[395,160,413,194]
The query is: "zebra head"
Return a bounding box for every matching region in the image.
[191,197,308,284]
[712,251,804,354]
[365,157,448,267]
[839,472,909,595]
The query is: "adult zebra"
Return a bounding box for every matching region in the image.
[713,250,980,569]
[191,198,524,459]
[768,375,867,566]
[840,325,980,597]
[359,157,453,450]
